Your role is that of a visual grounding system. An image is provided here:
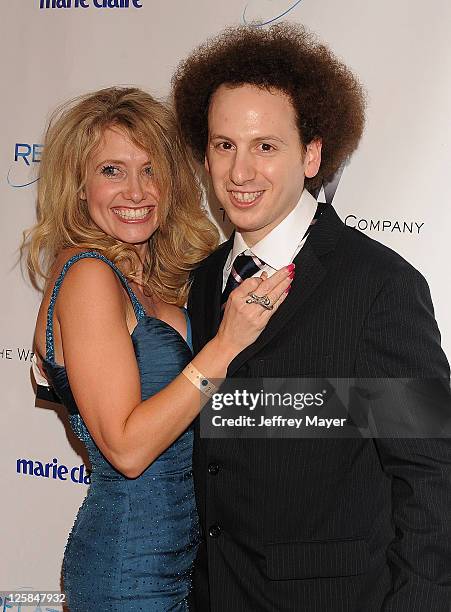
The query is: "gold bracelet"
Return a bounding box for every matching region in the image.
[182,363,218,398]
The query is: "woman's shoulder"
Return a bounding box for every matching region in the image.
[48,248,126,312]
[50,248,121,287]
[34,249,130,364]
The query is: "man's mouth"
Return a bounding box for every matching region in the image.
[230,190,264,203]
[112,206,154,221]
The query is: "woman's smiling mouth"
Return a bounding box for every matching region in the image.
[112,206,155,222]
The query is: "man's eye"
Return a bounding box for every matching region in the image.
[100,165,120,177]
[259,143,274,152]
[143,166,153,177]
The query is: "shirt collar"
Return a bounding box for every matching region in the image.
[226,189,318,270]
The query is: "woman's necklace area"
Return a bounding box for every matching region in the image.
[130,281,158,318]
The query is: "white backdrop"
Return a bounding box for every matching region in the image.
[1,1,450,608]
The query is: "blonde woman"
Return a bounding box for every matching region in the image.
[23,87,291,610]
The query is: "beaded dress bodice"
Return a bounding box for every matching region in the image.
[42,251,199,611]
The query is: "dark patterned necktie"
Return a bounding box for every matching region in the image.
[221,253,266,308]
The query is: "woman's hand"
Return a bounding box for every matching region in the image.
[215,264,294,359]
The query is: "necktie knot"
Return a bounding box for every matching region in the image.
[221,252,266,307]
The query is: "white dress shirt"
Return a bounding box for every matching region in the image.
[222,188,318,290]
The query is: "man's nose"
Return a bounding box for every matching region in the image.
[229,151,256,185]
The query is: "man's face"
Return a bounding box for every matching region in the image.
[205,84,321,246]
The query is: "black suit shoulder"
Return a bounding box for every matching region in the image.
[336,224,427,286]
[335,226,448,378]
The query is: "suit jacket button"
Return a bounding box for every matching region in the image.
[208,525,221,538]
[208,463,220,475]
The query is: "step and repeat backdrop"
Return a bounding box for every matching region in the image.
[1,0,450,608]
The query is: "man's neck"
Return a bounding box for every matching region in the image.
[239,208,297,248]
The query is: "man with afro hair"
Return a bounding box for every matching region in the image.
[172,23,451,612]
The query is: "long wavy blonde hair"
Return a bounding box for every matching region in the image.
[21,87,219,305]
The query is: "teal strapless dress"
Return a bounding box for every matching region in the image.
[42,251,199,611]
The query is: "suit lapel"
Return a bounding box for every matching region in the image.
[227,243,325,375]
[227,205,345,375]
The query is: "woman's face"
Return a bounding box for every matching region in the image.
[82,126,160,254]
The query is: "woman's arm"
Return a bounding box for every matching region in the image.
[56,258,291,477]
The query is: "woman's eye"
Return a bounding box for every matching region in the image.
[100,165,120,177]
[143,166,153,177]
[217,141,233,151]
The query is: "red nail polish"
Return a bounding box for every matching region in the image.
[289,271,295,279]
[287,263,295,272]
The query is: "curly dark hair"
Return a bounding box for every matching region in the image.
[172,22,366,190]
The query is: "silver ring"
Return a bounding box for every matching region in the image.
[245,292,274,310]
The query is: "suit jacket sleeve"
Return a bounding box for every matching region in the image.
[356,264,451,611]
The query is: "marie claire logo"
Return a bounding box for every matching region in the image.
[243,0,303,26]
[7,143,42,188]
[345,215,424,234]
[17,457,91,485]
[39,0,143,8]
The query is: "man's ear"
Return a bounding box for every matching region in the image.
[304,138,322,179]
[204,154,210,174]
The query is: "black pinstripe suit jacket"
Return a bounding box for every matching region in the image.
[187,204,451,611]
